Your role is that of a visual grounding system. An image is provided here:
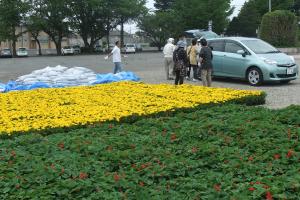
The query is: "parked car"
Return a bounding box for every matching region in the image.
[207,37,299,86]
[72,45,81,54]
[61,46,74,55]
[16,47,28,57]
[124,44,136,53]
[0,48,12,58]
[94,45,103,53]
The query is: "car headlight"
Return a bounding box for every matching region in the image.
[261,57,277,65]
[289,56,295,64]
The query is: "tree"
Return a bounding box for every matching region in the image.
[260,10,298,47]
[117,0,147,47]
[154,0,175,12]
[226,1,261,37]
[0,0,29,56]
[138,12,180,50]
[227,0,295,37]
[31,0,71,55]
[68,0,108,52]
[26,16,43,55]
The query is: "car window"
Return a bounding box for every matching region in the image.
[225,42,244,54]
[126,45,135,48]
[208,41,224,52]
[241,40,280,54]
[64,46,71,49]
[19,48,26,51]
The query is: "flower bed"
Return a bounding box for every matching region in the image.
[0,104,299,199]
[0,82,265,135]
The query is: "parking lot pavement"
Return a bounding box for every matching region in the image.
[0,52,299,108]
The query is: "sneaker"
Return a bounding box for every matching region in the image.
[192,78,198,82]
[185,76,190,80]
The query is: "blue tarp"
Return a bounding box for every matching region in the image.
[0,71,140,93]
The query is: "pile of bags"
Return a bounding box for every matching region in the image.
[0,65,140,93]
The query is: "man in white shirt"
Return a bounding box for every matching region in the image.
[107,41,122,74]
[163,38,175,80]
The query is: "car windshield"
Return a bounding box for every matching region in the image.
[242,40,280,54]
[73,46,80,48]
[3,49,11,52]
[64,46,71,49]
[19,48,26,51]
[126,45,135,47]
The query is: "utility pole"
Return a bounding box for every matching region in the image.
[269,0,272,12]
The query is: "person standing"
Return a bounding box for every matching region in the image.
[163,38,175,80]
[107,41,123,74]
[199,38,213,87]
[186,38,198,82]
[173,42,188,85]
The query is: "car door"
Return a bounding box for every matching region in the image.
[222,40,250,78]
[208,40,225,76]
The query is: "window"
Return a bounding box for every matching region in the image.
[208,41,224,52]
[225,42,244,54]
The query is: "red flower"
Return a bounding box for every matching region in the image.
[263,185,270,189]
[15,184,20,189]
[248,156,254,161]
[248,187,255,191]
[109,124,113,129]
[131,164,136,168]
[170,134,177,141]
[255,181,262,185]
[139,181,145,187]
[274,154,280,160]
[192,147,198,153]
[287,150,293,158]
[114,173,120,182]
[79,172,88,180]
[60,167,65,175]
[266,191,273,200]
[11,151,16,158]
[214,184,221,192]
[107,146,113,151]
[58,142,64,150]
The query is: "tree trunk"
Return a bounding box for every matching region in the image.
[36,38,42,56]
[53,36,62,56]
[120,19,125,48]
[12,39,17,57]
[106,30,110,53]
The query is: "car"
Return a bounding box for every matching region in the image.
[207,37,299,86]
[0,48,13,58]
[16,47,28,57]
[72,45,81,54]
[124,44,136,54]
[185,29,220,40]
[61,46,74,55]
[94,45,103,53]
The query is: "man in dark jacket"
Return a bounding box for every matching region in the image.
[199,38,213,87]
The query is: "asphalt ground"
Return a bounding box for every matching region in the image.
[0,52,299,108]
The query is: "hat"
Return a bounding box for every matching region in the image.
[177,40,186,48]
[167,38,174,43]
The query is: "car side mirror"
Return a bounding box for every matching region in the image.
[237,50,246,57]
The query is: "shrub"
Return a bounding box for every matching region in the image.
[260,10,298,47]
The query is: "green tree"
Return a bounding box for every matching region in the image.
[154,0,175,11]
[31,0,71,55]
[226,1,261,37]
[26,16,44,55]
[138,12,180,50]
[227,0,295,37]
[68,0,108,52]
[0,0,29,56]
[117,0,147,47]
[260,10,298,47]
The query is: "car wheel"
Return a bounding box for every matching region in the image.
[247,67,263,86]
[280,80,291,84]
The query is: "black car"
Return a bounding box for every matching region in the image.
[0,48,13,58]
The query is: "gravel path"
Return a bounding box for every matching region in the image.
[0,52,299,109]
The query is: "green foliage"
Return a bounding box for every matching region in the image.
[260,10,298,47]
[0,104,299,199]
[154,0,175,12]
[227,0,296,37]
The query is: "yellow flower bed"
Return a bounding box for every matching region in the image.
[0,82,263,135]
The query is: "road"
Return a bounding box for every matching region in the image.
[0,52,299,109]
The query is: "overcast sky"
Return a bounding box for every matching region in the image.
[125,0,248,33]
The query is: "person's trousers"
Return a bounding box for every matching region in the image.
[164,57,174,79]
[187,65,198,79]
[201,68,212,87]
[113,62,122,74]
[175,70,184,85]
